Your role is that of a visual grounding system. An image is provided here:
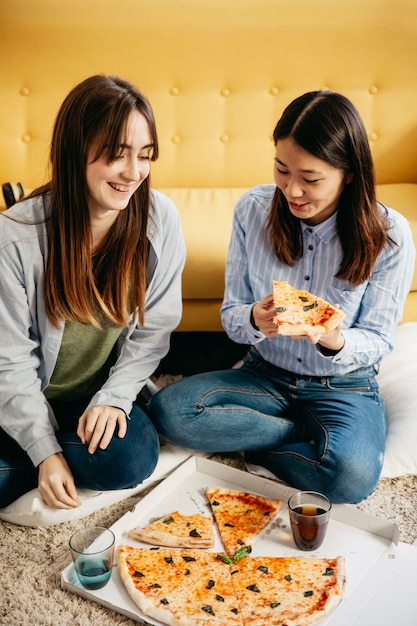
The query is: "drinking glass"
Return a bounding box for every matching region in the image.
[69,526,115,590]
[288,491,331,551]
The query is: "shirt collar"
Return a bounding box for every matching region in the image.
[300,210,338,243]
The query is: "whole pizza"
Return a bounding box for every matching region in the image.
[117,487,346,625]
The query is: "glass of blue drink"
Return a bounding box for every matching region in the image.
[69,527,115,590]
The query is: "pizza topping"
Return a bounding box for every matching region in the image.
[189,528,201,537]
[272,280,346,335]
[201,605,215,615]
[217,545,252,565]
[247,584,261,593]
[206,579,215,589]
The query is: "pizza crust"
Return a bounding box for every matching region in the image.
[117,546,159,619]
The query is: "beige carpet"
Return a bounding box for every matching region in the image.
[1,453,416,626]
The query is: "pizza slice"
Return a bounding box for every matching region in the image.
[127,511,215,548]
[206,486,282,557]
[117,545,244,625]
[272,280,345,336]
[230,554,346,626]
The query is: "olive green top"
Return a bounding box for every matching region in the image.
[44,318,123,401]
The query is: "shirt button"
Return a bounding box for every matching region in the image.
[308,244,314,250]
[297,357,302,363]
[304,275,310,281]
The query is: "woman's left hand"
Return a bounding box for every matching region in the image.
[298,323,345,352]
[77,405,127,454]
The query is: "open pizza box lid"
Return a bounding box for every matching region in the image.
[61,456,417,625]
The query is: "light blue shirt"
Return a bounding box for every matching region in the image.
[221,184,415,376]
[0,190,186,466]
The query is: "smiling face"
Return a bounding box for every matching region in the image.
[274,138,351,226]
[86,110,153,220]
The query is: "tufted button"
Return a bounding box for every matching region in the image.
[20,87,30,97]
[171,135,181,144]
[220,88,230,97]
[219,134,230,143]
[21,133,32,143]
[269,86,279,96]
[369,132,379,142]
[369,85,379,95]
[169,87,180,96]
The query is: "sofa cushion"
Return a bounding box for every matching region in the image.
[159,188,248,300]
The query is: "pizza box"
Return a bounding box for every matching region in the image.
[61,456,417,625]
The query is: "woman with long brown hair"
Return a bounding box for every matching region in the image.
[149,91,415,504]
[0,75,185,509]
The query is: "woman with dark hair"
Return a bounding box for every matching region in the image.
[149,91,415,504]
[0,75,185,509]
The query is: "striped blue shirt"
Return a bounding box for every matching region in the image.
[221,184,415,376]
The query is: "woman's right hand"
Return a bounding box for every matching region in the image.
[38,452,81,509]
[251,294,278,337]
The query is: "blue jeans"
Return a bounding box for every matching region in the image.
[0,399,159,508]
[149,348,387,504]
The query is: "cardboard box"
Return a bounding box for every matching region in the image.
[61,456,417,625]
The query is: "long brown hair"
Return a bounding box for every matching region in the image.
[31,75,159,327]
[267,91,392,285]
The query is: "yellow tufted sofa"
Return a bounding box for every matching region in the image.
[1,0,417,334]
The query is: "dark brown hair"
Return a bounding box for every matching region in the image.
[32,74,158,327]
[267,90,392,285]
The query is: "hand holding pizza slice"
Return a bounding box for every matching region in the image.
[272,281,346,336]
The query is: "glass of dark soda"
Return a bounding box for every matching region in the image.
[288,491,331,551]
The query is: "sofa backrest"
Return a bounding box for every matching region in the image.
[1,0,416,195]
